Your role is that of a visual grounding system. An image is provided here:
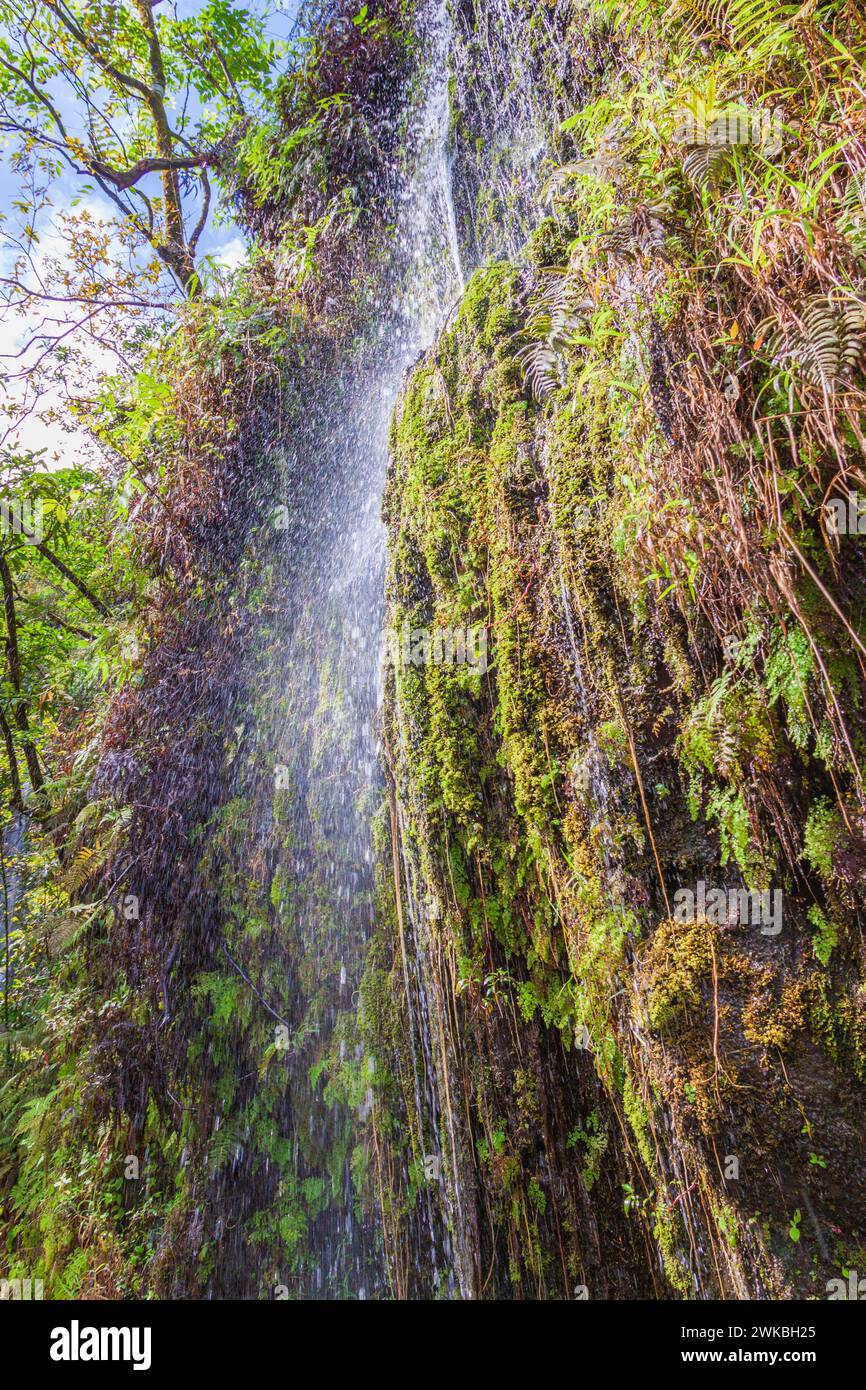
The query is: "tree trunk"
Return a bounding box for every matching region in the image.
[0,552,44,797]
[133,0,197,294]
[0,709,23,813]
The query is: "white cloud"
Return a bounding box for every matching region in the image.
[208,236,248,273]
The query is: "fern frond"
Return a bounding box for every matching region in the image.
[838,168,866,260]
[516,275,594,400]
[547,126,628,194]
[51,903,102,954]
[667,0,796,55]
[763,294,866,391]
[64,802,133,898]
[71,800,103,835]
[682,142,731,189]
[64,845,103,896]
[517,339,564,400]
[600,207,670,261]
[208,1116,248,1174]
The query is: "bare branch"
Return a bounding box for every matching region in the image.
[89,151,208,192]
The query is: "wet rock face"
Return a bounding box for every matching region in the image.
[379,246,866,1298]
[375,0,866,1293]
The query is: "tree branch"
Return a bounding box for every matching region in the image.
[89,152,208,192]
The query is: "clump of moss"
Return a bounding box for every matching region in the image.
[807,906,839,967]
[743,979,811,1053]
[713,1198,740,1252]
[810,981,866,1086]
[802,798,841,882]
[641,915,718,1034]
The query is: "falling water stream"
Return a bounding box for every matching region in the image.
[257,1,465,1297]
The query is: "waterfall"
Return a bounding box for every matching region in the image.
[257,0,464,1298]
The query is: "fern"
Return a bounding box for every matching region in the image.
[64,846,99,896]
[838,167,866,259]
[667,0,797,57]
[52,902,103,954]
[55,1248,89,1299]
[762,294,866,391]
[705,784,753,871]
[682,141,732,189]
[545,123,627,192]
[601,206,670,261]
[680,671,740,777]
[14,1090,55,1144]
[516,274,593,399]
[807,905,838,966]
[62,803,133,898]
[208,1115,248,1174]
[765,624,814,750]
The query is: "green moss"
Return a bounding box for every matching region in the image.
[807,905,839,967]
[455,262,519,349]
[742,980,811,1053]
[376,0,866,1302]
[803,798,840,882]
[642,916,717,1034]
[810,980,866,1086]
[713,1199,740,1252]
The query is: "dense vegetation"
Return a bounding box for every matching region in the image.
[0,0,864,1301]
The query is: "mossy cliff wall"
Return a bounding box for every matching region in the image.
[372,0,866,1298]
